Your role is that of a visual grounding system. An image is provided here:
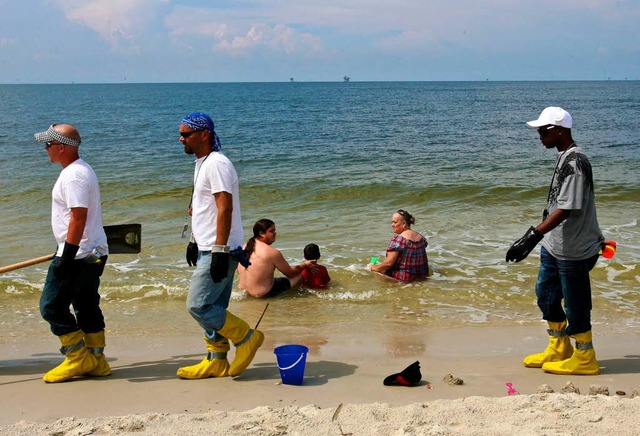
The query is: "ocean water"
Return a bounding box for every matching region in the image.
[1,81,639,340]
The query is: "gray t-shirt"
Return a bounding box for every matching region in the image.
[542,146,604,260]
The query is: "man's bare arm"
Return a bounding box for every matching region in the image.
[213,191,233,246]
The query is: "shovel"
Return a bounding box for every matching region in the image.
[0,223,141,274]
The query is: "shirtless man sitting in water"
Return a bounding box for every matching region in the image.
[237,219,316,298]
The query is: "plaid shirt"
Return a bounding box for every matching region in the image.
[386,234,428,282]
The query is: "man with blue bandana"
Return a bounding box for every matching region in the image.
[177,112,264,379]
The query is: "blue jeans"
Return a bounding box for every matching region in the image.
[187,252,238,342]
[40,257,107,337]
[535,246,599,336]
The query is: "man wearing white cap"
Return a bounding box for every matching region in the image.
[34,123,111,382]
[506,107,604,375]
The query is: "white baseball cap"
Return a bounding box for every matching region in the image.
[526,107,572,129]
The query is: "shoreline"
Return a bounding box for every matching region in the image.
[2,325,640,433]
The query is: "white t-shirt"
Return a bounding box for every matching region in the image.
[542,147,604,260]
[52,158,108,258]
[191,152,243,250]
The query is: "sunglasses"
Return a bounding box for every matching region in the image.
[537,125,556,136]
[180,131,201,139]
[45,141,60,148]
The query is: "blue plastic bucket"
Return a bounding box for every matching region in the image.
[274,344,309,385]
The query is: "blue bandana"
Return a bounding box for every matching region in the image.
[181,112,222,151]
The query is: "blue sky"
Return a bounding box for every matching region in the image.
[1,0,638,83]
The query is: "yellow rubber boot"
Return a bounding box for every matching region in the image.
[217,311,264,377]
[542,331,600,375]
[43,330,98,383]
[177,337,230,379]
[523,321,573,368]
[84,331,112,377]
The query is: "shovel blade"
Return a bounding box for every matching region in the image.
[105,224,141,254]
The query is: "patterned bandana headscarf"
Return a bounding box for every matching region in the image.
[34,124,81,146]
[181,112,221,152]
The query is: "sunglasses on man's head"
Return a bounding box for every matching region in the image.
[537,125,556,136]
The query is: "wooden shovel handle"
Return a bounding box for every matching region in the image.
[0,254,54,274]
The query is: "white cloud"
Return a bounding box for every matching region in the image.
[92,0,639,60]
[55,0,159,50]
[166,6,323,57]
[212,23,323,56]
[214,24,269,55]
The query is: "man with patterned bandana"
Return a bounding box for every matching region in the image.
[177,112,263,379]
[506,107,604,375]
[34,123,111,383]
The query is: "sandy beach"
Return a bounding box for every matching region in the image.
[2,324,640,435]
[2,77,639,435]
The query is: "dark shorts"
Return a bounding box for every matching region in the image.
[267,277,291,297]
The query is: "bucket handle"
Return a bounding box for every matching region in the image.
[277,354,305,371]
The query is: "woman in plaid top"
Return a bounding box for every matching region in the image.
[371,210,429,282]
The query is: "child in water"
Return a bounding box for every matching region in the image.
[301,244,331,289]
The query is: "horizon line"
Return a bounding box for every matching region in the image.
[1,78,638,86]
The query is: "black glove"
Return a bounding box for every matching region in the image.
[210,252,230,282]
[230,247,251,268]
[186,241,199,266]
[54,242,80,279]
[506,226,544,263]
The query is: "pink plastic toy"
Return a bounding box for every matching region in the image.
[506,382,519,396]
